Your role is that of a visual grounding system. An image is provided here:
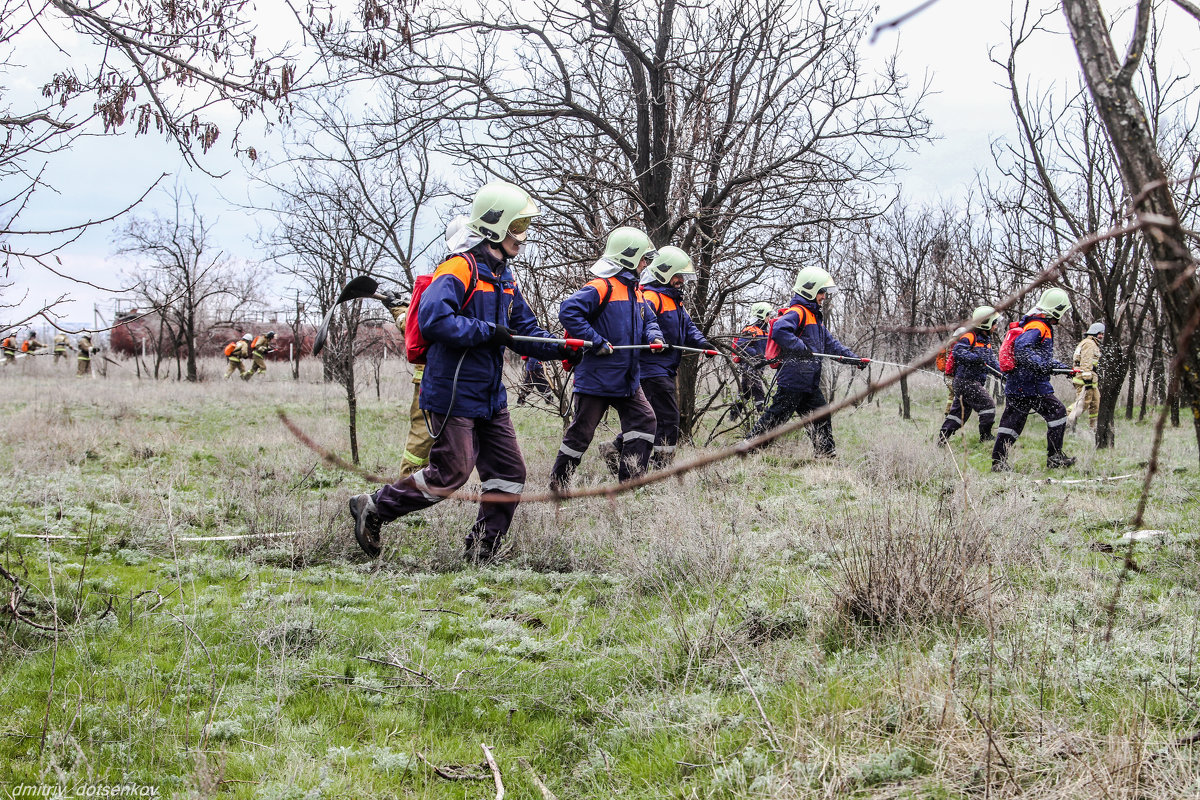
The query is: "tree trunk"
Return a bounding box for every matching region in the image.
[1062,0,1200,461]
[678,358,699,441]
[899,374,911,420]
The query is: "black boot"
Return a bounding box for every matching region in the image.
[1047,453,1076,469]
[349,494,382,558]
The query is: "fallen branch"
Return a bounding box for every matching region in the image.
[415,751,489,781]
[355,654,441,686]
[517,758,558,800]
[482,743,504,800]
[178,531,299,543]
[1039,473,1138,485]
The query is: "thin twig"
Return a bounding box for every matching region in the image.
[720,635,782,753]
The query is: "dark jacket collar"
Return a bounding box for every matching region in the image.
[468,242,508,279]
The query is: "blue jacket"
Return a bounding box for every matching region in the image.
[559,270,663,397]
[418,244,561,418]
[951,330,1000,388]
[771,295,859,393]
[1004,313,1069,397]
[733,318,769,368]
[639,282,710,379]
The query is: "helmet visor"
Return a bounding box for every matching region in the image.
[507,216,533,241]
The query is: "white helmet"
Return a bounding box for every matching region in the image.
[1035,287,1071,321]
[645,246,696,284]
[591,227,656,278]
[1087,322,1105,337]
[750,302,774,321]
[242,334,253,342]
[793,266,835,301]
[467,181,541,243]
[970,305,1000,332]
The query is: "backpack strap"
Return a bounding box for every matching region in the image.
[584,278,615,322]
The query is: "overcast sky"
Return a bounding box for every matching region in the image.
[3,0,1186,328]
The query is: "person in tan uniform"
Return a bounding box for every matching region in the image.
[1,334,16,365]
[1067,322,1104,431]
[245,331,276,380]
[76,334,95,376]
[53,333,75,364]
[225,334,252,379]
[377,291,433,477]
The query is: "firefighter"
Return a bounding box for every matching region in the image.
[53,332,74,364]
[516,357,553,404]
[1067,322,1104,431]
[731,302,773,419]
[225,334,252,380]
[1,333,16,365]
[602,246,713,469]
[549,227,665,491]
[992,287,1078,471]
[938,306,1001,444]
[21,331,45,355]
[245,331,276,380]
[375,289,432,478]
[748,266,868,456]
[348,181,568,563]
[76,333,96,376]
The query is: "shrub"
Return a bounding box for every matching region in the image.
[821,500,996,626]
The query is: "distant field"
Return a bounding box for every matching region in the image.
[2,356,1199,799]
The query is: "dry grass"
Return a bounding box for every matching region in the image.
[3,355,1200,797]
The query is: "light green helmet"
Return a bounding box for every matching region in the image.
[793,266,836,301]
[1036,287,1071,321]
[750,302,774,321]
[468,181,541,243]
[646,246,695,284]
[592,226,656,277]
[971,305,1000,332]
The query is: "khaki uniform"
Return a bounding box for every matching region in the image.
[1,336,15,365]
[1068,335,1102,430]
[246,335,274,380]
[76,335,93,376]
[386,305,432,477]
[53,333,74,364]
[225,340,251,379]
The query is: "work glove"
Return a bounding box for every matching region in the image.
[594,341,614,357]
[557,345,583,367]
[648,340,668,351]
[1072,376,1085,387]
[488,325,515,348]
[378,290,406,310]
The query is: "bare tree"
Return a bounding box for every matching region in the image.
[1061,0,1200,458]
[255,95,448,462]
[312,0,931,437]
[1,0,302,286]
[117,187,260,381]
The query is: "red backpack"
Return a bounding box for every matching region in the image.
[943,332,976,376]
[223,341,239,357]
[405,254,479,365]
[763,305,816,367]
[997,322,1023,373]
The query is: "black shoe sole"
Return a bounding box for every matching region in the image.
[349,496,381,558]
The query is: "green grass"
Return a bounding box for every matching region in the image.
[2,358,1200,797]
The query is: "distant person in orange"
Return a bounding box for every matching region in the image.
[225,334,252,380]
[76,334,96,376]
[1,333,17,365]
[21,331,45,356]
[245,331,276,380]
[53,333,74,364]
